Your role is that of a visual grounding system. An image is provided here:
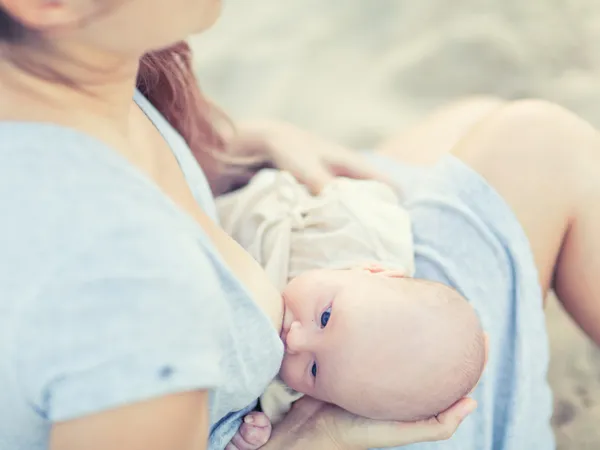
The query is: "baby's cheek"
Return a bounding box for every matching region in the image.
[279,355,310,394]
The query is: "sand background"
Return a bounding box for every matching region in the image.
[191,1,600,448]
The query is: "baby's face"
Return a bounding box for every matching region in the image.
[279,267,406,408]
[279,267,487,421]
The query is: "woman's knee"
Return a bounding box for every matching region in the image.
[453,98,598,174]
[376,95,507,165]
[490,99,587,134]
[440,95,506,116]
[451,99,598,291]
[451,97,600,222]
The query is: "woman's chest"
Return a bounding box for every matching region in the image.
[128,108,284,331]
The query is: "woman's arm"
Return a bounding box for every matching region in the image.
[16,199,235,450]
[51,392,210,450]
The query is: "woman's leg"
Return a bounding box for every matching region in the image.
[376,96,506,166]
[449,100,600,347]
[377,96,600,346]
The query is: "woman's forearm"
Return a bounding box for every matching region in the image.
[228,120,281,159]
[230,119,312,160]
[261,429,340,450]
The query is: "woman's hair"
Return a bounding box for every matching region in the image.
[0,7,230,190]
[137,43,230,188]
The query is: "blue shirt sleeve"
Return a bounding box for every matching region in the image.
[13,218,231,422]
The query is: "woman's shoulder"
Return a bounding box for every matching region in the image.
[0,122,188,248]
[0,122,246,310]
[0,121,153,195]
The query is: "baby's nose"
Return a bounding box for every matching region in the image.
[285,321,311,354]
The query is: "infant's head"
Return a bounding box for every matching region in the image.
[279,266,486,422]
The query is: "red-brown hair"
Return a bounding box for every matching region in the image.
[137,42,231,191]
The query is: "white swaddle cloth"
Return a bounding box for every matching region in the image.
[216,169,415,424]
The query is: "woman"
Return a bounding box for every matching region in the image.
[0,0,473,449]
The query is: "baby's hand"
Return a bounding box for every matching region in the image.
[225,411,272,450]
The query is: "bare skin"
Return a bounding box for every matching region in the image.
[377,96,506,166]
[0,0,477,446]
[225,411,273,450]
[377,98,600,347]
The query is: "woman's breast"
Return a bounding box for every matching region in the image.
[159,164,286,431]
[194,210,285,331]
[162,167,284,330]
[131,111,285,331]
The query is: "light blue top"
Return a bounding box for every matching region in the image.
[0,91,283,450]
[367,153,554,450]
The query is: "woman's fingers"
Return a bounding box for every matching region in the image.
[284,397,476,450]
[297,155,394,194]
[329,160,390,184]
[242,119,394,192]
[292,161,336,195]
[354,398,477,449]
[328,155,404,200]
[407,398,477,441]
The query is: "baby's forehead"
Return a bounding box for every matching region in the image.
[334,275,412,314]
[325,303,403,364]
[318,331,391,401]
[327,285,438,363]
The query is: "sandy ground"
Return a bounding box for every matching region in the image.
[191,1,600,448]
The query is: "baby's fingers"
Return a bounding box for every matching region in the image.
[244,411,271,428]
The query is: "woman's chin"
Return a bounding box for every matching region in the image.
[193,0,223,34]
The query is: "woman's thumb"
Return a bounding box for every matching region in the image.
[355,398,477,448]
[297,165,335,195]
[329,158,394,186]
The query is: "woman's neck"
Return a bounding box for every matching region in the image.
[0,44,141,135]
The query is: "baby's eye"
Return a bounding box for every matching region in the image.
[311,362,318,377]
[320,307,331,328]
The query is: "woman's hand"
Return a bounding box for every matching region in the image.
[229,120,391,194]
[264,396,476,450]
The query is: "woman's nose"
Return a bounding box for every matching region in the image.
[285,321,311,354]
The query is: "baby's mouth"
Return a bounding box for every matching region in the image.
[280,325,290,344]
[279,305,289,343]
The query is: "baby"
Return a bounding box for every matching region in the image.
[217,170,486,450]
